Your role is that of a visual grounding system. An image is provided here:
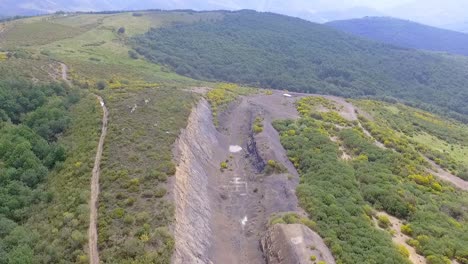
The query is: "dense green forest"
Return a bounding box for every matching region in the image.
[327,17,468,56]
[0,80,77,263]
[273,97,468,264]
[133,10,468,122]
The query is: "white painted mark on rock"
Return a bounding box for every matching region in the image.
[241,216,248,226]
[290,236,303,245]
[230,177,247,192]
[229,145,243,153]
[283,93,292,97]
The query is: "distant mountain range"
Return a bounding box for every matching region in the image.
[2,0,468,34]
[0,0,383,20]
[327,17,468,56]
[292,7,385,24]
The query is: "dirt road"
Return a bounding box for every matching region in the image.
[375,212,426,264]
[89,95,108,264]
[424,158,468,191]
[59,62,72,86]
[60,63,107,264]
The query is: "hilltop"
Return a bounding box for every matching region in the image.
[133,10,468,122]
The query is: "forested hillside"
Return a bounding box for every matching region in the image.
[0,80,77,262]
[273,97,468,264]
[133,10,468,122]
[326,17,468,56]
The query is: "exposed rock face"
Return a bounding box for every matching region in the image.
[172,92,337,264]
[247,127,266,173]
[261,224,336,264]
[172,99,220,264]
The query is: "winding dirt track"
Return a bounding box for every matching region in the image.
[375,212,426,264]
[89,95,108,264]
[60,63,107,264]
[425,158,468,191]
[313,93,468,191]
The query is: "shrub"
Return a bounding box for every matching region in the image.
[154,187,167,198]
[158,161,176,175]
[270,217,286,225]
[136,212,150,224]
[122,238,144,258]
[407,239,420,249]
[427,255,451,264]
[310,255,317,261]
[377,215,391,228]
[363,205,374,218]
[397,244,410,258]
[117,27,126,34]
[125,197,135,206]
[301,218,317,231]
[253,124,263,134]
[128,50,138,59]
[129,178,140,186]
[401,224,413,236]
[220,161,228,170]
[253,117,264,134]
[283,213,300,224]
[96,80,107,90]
[123,215,134,225]
[265,159,286,174]
[112,208,125,219]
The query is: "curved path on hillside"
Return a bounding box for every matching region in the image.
[374,212,426,264]
[424,158,468,191]
[313,93,468,191]
[61,63,107,264]
[88,95,108,264]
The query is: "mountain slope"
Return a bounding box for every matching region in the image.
[133,10,468,122]
[326,17,468,56]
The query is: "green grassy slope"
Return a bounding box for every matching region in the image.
[273,97,468,263]
[133,10,468,122]
[1,10,468,264]
[354,100,468,180]
[0,11,207,263]
[98,86,196,263]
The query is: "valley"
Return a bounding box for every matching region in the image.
[0,9,467,264]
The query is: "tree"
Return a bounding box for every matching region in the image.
[97,80,107,90]
[7,245,33,264]
[128,50,138,59]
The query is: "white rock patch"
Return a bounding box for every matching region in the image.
[229,145,243,153]
[290,236,303,245]
[241,216,248,226]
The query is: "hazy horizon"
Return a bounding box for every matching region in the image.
[2,0,468,31]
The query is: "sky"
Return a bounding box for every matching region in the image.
[339,0,413,10]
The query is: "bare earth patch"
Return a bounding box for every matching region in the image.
[374,212,426,264]
[172,91,335,263]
